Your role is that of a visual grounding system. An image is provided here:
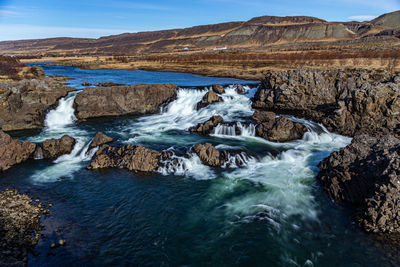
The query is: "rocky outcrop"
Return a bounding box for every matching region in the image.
[253,68,400,137]
[196,90,223,110]
[189,116,223,135]
[252,111,307,142]
[73,83,178,120]
[88,144,170,172]
[41,135,76,159]
[317,135,400,233]
[212,84,225,94]
[81,82,92,86]
[88,132,114,150]
[0,130,36,172]
[0,79,75,131]
[193,143,229,167]
[0,189,48,266]
[94,82,124,87]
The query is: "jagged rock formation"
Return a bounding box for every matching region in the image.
[196,90,223,110]
[252,111,307,142]
[88,132,114,150]
[317,135,400,233]
[0,79,75,131]
[189,115,223,135]
[88,144,170,173]
[253,68,400,137]
[0,130,36,172]
[192,143,229,167]
[73,83,178,120]
[40,135,76,159]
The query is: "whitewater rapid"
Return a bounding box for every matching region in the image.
[27,84,351,223]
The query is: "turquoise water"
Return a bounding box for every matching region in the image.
[0,64,397,266]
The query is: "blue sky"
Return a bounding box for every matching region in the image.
[0,0,399,41]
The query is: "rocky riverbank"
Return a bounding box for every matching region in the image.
[0,189,48,266]
[253,68,400,234]
[0,79,75,132]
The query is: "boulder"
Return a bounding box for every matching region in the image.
[41,135,76,159]
[81,82,92,86]
[252,111,307,142]
[0,79,76,131]
[189,115,223,134]
[317,135,400,233]
[252,68,400,137]
[192,143,229,167]
[88,132,114,150]
[235,85,246,94]
[196,90,223,110]
[88,144,167,173]
[212,84,225,94]
[74,83,178,120]
[0,130,36,172]
[265,117,307,142]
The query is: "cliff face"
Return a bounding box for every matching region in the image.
[1,11,399,56]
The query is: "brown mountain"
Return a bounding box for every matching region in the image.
[0,11,399,56]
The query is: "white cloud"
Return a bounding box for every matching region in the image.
[347,15,377,21]
[0,24,132,41]
[0,10,22,17]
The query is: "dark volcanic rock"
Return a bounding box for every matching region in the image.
[252,111,307,142]
[212,84,225,94]
[253,68,400,137]
[0,79,76,131]
[317,135,400,233]
[88,132,114,150]
[192,143,229,167]
[0,189,46,266]
[0,130,36,172]
[41,135,76,159]
[252,110,276,124]
[189,115,223,135]
[74,83,178,120]
[196,90,223,110]
[88,144,167,172]
[94,82,124,87]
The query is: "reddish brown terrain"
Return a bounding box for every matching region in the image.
[1,11,399,79]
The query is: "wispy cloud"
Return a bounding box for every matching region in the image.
[347,15,377,21]
[0,9,22,17]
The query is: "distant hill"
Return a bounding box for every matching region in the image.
[0,11,399,56]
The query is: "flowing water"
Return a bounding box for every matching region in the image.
[0,63,398,266]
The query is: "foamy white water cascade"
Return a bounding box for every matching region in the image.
[28,84,351,223]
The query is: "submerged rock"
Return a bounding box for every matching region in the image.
[0,130,37,172]
[317,135,400,233]
[73,83,178,120]
[196,90,223,110]
[88,132,114,150]
[252,111,307,142]
[189,115,223,135]
[41,135,76,159]
[0,189,46,266]
[88,144,168,173]
[212,84,225,94]
[0,79,76,131]
[192,143,229,167]
[253,68,400,137]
